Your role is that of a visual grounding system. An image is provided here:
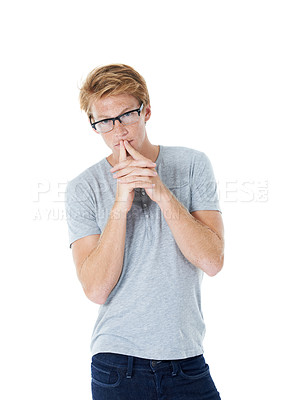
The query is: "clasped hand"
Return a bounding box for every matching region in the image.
[110,140,167,204]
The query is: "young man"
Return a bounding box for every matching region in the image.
[65,64,224,400]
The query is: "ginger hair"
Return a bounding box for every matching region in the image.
[79,64,150,119]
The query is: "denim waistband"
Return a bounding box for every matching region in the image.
[91,352,203,379]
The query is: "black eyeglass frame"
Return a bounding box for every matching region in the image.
[89,103,144,133]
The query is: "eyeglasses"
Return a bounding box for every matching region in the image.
[90,103,144,134]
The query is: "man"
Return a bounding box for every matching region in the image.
[65,63,224,400]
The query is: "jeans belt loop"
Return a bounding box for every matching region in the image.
[126,356,134,378]
[171,360,178,376]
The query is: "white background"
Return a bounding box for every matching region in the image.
[1,1,301,399]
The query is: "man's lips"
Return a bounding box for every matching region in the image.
[115,140,133,147]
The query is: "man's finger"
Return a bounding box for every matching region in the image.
[124,140,144,160]
[119,140,127,162]
[110,159,156,172]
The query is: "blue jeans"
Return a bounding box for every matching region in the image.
[91,352,221,399]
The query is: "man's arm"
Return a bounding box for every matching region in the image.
[157,188,224,276]
[72,202,128,305]
[110,140,224,276]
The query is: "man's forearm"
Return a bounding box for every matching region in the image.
[157,188,224,276]
[80,203,128,304]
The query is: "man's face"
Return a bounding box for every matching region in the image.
[90,93,151,157]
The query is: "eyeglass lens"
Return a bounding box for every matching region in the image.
[95,110,140,133]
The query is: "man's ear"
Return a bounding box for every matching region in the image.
[144,103,151,122]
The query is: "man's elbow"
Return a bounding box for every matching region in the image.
[83,285,108,305]
[206,264,223,277]
[203,254,224,277]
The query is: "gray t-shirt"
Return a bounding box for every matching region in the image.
[65,145,221,360]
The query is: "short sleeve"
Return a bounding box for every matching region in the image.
[65,179,101,249]
[189,152,221,213]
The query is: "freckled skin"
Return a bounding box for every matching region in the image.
[89,93,159,168]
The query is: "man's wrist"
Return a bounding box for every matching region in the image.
[155,184,173,208]
[111,201,128,219]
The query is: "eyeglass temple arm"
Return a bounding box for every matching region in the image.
[89,115,94,127]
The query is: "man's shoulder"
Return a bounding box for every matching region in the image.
[162,145,207,162]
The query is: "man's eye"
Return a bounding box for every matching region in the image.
[123,112,134,118]
[100,119,110,125]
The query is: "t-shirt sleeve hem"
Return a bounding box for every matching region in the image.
[69,231,101,249]
[189,205,222,214]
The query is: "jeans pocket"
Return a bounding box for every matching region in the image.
[178,355,210,380]
[91,361,121,388]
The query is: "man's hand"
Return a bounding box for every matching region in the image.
[111,140,169,204]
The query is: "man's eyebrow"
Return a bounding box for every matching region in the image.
[96,105,139,120]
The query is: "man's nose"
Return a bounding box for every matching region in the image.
[113,119,128,135]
